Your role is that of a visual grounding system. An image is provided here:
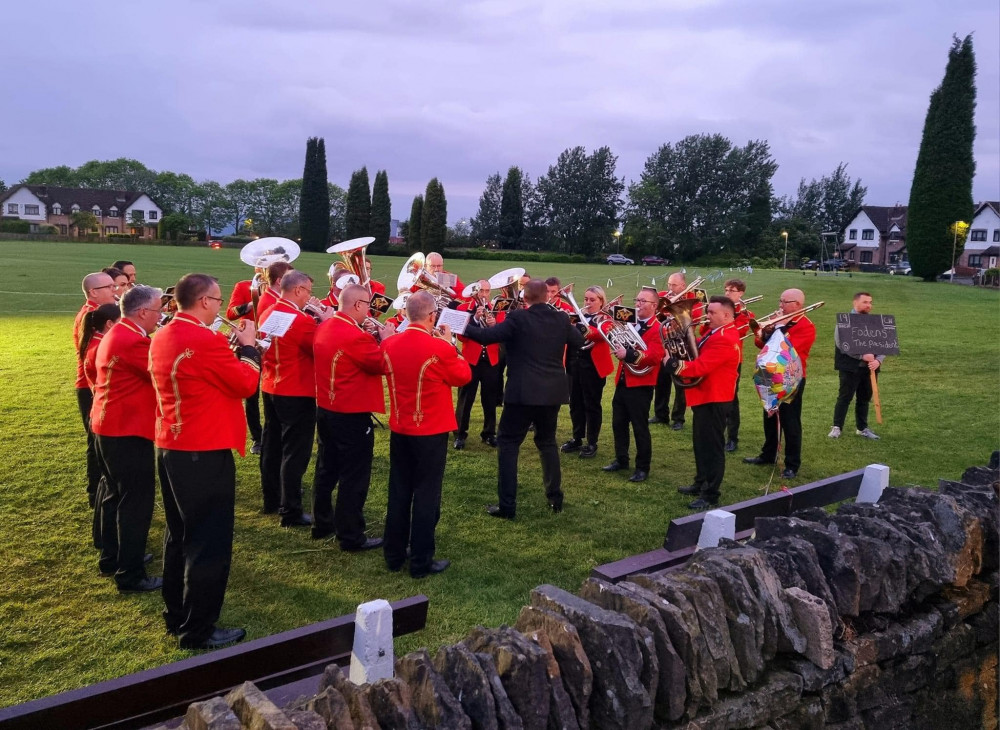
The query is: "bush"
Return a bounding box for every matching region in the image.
[444,248,589,265]
[107,233,136,241]
[0,219,31,234]
[37,225,58,235]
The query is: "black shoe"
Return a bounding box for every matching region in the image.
[342,536,384,552]
[688,498,718,511]
[725,440,738,453]
[676,484,700,495]
[386,562,403,573]
[180,626,247,650]
[311,527,335,540]
[280,513,313,528]
[670,422,684,431]
[560,439,581,453]
[454,438,466,450]
[118,576,163,593]
[100,553,154,578]
[781,468,797,479]
[486,504,515,520]
[579,444,598,458]
[602,461,626,472]
[628,470,648,483]
[250,441,262,455]
[411,559,450,578]
[648,416,666,424]
[482,435,497,447]
[743,456,775,465]
[549,501,563,514]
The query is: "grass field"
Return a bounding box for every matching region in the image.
[0,240,997,709]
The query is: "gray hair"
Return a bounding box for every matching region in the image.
[406,291,436,322]
[280,270,313,293]
[121,285,162,317]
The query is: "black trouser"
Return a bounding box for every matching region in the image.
[158,448,235,646]
[384,432,448,576]
[245,375,262,444]
[833,368,874,431]
[612,380,654,471]
[313,409,374,548]
[569,356,606,446]
[96,435,155,587]
[76,387,102,507]
[692,402,730,503]
[496,403,562,516]
[760,378,807,472]
[260,393,316,518]
[653,367,686,423]
[726,363,742,443]
[454,357,501,440]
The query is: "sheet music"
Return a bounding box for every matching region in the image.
[395,318,410,332]
[259,310,296,337]
[437,308,471,335]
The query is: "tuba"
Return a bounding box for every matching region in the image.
[657,275,706,320]
[658,298,703,389]
[327,237,376,291]
[396,252,458,310]
[565,289,650,376]
[488,267,525,313]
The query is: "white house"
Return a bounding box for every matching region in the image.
[0,185,162,238]
[959,201,1000,270]
[839,205,907,266]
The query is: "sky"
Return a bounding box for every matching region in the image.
[2,0,997,224]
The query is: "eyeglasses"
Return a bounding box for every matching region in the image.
[634,298,656,304]
[779,299,801,305]
[91,284,113,292]
[203,295,223,304]
[724,288,743,293]
[357,299,372,306]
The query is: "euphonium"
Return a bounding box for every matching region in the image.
[488,267,525,313]
[658,298,703,389]
[565,289,650,376]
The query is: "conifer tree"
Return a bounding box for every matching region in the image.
[498,166,525,249]
[345,167,372,240]
[420,178,447,250]
[370,170,391,251]
[298,137,330,251]
[408,195,424,251]
[907,34,976,281]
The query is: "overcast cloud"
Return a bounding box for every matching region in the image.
[2,0,997,222]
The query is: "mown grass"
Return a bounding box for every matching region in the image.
[1,240,998,708]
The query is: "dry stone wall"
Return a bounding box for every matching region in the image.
[166,456,999,730]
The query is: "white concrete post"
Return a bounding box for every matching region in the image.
[856,463,890,504]
[697,509,736,549]
[349,599,394,684]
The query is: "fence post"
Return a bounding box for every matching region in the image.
[856,464,890,503]
[697,509,736,549]
[349,599,394,684]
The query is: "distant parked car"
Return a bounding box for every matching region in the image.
[889,260,911,275]
[800,260,819,270]
[820,259,846,271]
[208,239,223,249]
[641,255,669,266]
[606,254,634,265]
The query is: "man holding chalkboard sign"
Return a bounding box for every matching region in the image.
[830,292,883,440]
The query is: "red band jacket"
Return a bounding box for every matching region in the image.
[314,312,386,414]
[674,324,741,407]
[226,280,255,322]
[615,317,665,387]
[73,300,98,389]
[91,319,156,440]
[260,298,318,398]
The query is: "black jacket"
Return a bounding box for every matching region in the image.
[462,303,584,405]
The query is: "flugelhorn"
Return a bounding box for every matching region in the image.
[747,301,825,339]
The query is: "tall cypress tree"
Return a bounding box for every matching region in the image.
[498,166,525,249]
[420,178,447,250]
[298,137,330,251]
[345,166,372,240]
[408,195,424,251]
[907,35,977,281]
[370,170,391,251]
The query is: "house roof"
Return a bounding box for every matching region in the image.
[848,205,908,235]
[0,184,158,211]
[973,201,1000,218]
[980,246,999,257]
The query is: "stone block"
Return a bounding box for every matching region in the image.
[529,584,652,730]
[225,681,297,730]
[364,677,420,730]
[966,599,999,646]
[779,650,853,692]
[783,586,835,669]
[698,509,736,548]
[302,687,356,730]
[184,696,242,730]
[432,643,506,730]
[514,605,592,728]
[286,709,329,730]
[869,609,943,662]
[858,694,916,730]
[520,627,580,730]
[464,625,551,730]
[770,695,825,730]
[395,649,471,729]
[941,579,992,620]
[755,535,843,639]
[473,652,526,730]
[350,599,394,685]
[319,664,381,730]
[681,670,802,730]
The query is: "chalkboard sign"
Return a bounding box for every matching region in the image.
[835,313,899,356]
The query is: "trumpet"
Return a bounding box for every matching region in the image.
[212,315,271,352]
[747,301,825,339]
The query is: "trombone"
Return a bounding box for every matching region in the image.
[746,301,825,339]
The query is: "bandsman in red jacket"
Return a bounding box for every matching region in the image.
[454,280,504,450]
[225,270,265,452]
[80,304,121,391]
[744,288,817,480]
[256,261,293,325]
[544,277,574,314]
[381,291,471,578]
[721,278,754,453]
[562,285,615,459]
[259,270,332,526]
[652,271,697,429]
[665,296,742,509]
[74,271,117,509]
[603,287,665,483]
[90,286,163,593]
[424,252,465,302]
[150,273,261,650]
[311,284,396,549]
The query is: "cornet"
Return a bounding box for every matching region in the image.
[212,315,271,352]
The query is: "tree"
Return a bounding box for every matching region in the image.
[370,170,391,251]
[224,179,256,235]
[345,167,372,240]
[0,178,6,194]
[22,165,78,186]
[70,210,99,236]
[192,181,229,237]
[908,34,977,281]
[420,179,447,250]
[328,183,347,241]
[536,146,624,255]
[158,212,192,241]
[471,173,502,244]
[299,137,331,252]
[498,167,525,249]
[150,171,198,215]
[780,163,867,237]
[408,195,424,251]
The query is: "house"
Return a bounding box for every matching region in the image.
[959,201,1000,270]
[839,205,907,266]
[0,184,162,238]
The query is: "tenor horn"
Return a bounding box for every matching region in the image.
[566,289,650,376]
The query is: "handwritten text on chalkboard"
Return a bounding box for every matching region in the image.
[836,313,899,356]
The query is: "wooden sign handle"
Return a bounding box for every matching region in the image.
[870,369,883,424]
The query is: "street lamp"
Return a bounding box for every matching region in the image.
[613,230,621,253]
[950,221,970,283]
[781,231,789,270]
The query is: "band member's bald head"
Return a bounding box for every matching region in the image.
[667,272,686,295]
[779,288,805,315]
[405,291,437,324]
[522,279,548,305]
[475,279,490,299]
[83,271,116,305]
[339,284,368,310]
